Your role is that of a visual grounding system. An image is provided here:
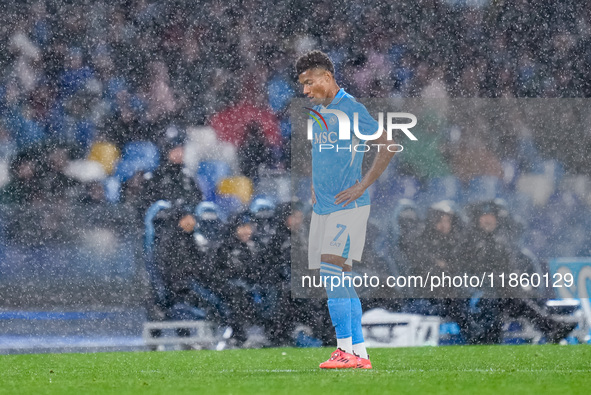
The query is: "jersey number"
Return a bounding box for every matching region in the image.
[333,224,347,241]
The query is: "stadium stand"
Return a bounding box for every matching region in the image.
[0,0,590,352]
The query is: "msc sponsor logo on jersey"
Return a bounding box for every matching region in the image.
[314,131,338,144]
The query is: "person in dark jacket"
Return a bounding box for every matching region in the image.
[376,199,423,282]
[405,201,475,339]
[213,211,262,345]
[256,201,335,346]
[144,126,202,210]
[153,206,203,304]
[461,201,516,289]
[414,200,464,277]
[0,150,41,204]
[255,202,297,345]
[459,200,576,344]
[237,122,272,180]
[150,204,231,342]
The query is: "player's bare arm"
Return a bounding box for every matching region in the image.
[334,131,396,207]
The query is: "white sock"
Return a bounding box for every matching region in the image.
[336,337,353,354]
[353,342,368,359]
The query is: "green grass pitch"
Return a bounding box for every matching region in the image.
[0,345,589,394]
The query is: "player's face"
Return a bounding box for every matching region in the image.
[298,68,332,105]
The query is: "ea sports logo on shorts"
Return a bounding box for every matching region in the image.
[305,108,418,152]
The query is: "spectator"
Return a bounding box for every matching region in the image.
[149,204,230,345]
[36,143,81,203]
[256,202,298,345]
[414,200,464,279]
[141,60,179,135]
[144,126,203,211]
[169,27,210,125]
[102,87,147,147]
[258,200,334,346]
[209,95,281,164]
[237,122,273,180]
[404,200,476,341]
[460,200,576,344]
[0,149,41,204]
[79,180,107,205]
[461,201,516,288]
[152,205,202,314]
[387,199,423,279]
[212,212,262,346]
[119,170,148,217]
[193,201,225,247]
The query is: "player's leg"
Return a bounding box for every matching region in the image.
[340,206,371,367]
[311,212,356,368]
[343,271,371,368]
[318,255,357,369]
[320,254,353,353]
[317,207,371,368]
[319,212,355,355]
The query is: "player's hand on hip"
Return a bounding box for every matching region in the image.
[311,184,317,205]
[335,181,366,207]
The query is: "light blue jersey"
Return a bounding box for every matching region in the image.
[310,89,379,215]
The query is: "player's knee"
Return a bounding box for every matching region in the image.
[321,254,350,270]
[320,262,349,299]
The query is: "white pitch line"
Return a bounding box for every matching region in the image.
[219,369,316,373]
[218,368,591,374]
[376,369,591,374]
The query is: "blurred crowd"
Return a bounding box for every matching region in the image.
[145,197,339,347]
[144,193,576,347]
[374,198,576,344]
[0,0,589,346]
[2,0,591,172]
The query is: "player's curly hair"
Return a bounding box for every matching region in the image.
[295,50,335,76]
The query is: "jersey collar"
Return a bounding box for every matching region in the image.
[321,88,347,109]
[330,88,347,106]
